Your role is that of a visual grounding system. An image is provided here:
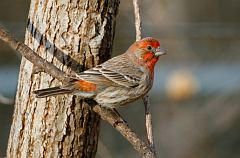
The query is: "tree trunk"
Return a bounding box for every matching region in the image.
[7,0,119,157]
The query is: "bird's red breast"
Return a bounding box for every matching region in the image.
[143,52,159,77]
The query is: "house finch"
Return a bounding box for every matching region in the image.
[34,37,166,108]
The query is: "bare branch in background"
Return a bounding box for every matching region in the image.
[0,25,154,158]
[0,94,14,105]
[133,0,142,41]
[133,0,156,157]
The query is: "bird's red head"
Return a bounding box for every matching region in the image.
[128,37,166,74]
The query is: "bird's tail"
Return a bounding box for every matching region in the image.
[34,86,73,98]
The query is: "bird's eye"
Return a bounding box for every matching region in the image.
[147,46,152,51]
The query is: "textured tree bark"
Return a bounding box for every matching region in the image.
[7,0,119,157]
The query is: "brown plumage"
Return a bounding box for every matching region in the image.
[34,37,166,108]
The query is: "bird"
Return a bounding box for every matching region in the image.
[34,37,166,108]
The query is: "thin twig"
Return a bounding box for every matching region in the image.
[0,25,154,158]
[133,0,142,41]
[133,0,156,157]
[143,96,156,156]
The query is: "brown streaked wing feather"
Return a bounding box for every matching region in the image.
[75,54,143,88]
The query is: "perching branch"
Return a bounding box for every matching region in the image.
[133,0,156,157]
[93,105,153,158]
[0,25,67,83]
[0,25,154,158]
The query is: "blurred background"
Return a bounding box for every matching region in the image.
[0,0,240,157]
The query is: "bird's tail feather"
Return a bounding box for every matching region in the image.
[34,86,72,98]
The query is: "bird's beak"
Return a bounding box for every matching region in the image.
[155,47,166,57]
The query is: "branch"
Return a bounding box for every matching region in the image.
[0,25,68,83]
[93,105,153,157]
[133,0,156,157]
[0,25,154,158]
[133,0,142,41]
[143,96,156,155]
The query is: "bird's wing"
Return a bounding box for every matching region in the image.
[75,54,143,88]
